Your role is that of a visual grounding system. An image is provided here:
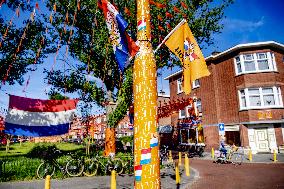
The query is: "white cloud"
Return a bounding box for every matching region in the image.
[223,16,265,32]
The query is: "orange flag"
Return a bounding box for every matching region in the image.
[165,19,210,94]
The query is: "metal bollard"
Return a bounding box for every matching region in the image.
[169,150,173,162]
[45,175,51,189]
[185,154,190,177]
[273,149,278,162]
[178,152,182,166]
[211,147,214,159]
[111,170,116,189]
[175,162,180,184]
[248,149,252,162]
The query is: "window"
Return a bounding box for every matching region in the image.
[179,108,186,118]
[238,86,283,110]
[196,99,202,113]
[234,52,276,75]
[177,78,183,94]
[192,79,200,89]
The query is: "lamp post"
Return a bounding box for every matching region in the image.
[133,0,160,188]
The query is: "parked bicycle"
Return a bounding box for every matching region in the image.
[83,154,123,177]
[36,148,84,179]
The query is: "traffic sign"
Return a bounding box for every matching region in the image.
[218,123,225,135]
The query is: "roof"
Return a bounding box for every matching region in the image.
[164,41,284,80]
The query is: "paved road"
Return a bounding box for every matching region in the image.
[0,168,197,189]
[187,159,284,189]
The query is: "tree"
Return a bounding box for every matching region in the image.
[1,0,234,154]
[0,1,57,86]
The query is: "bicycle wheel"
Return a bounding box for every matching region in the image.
[66,159,84,177]
[37,162,55,179]
[108,158,123,174]
[231,153,243,165]
[83,159,99,177]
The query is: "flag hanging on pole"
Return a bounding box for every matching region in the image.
[164,19,210,94]
[4,95,78,137]
[100,0,139,72]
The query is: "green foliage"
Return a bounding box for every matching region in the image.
[1,0,234,128]
[48,91,70,100]
[118,136,133,143]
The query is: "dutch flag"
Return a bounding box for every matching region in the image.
[4,95,78,137]
[138,19,146,31]
[135,165,142,181]
[140,148,151,165]
[150,137,158,148]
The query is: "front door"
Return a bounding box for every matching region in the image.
[255,128,269,152]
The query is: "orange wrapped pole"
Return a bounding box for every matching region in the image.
[133,0,160,188]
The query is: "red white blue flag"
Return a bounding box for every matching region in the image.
[100,0,139,72]
[4,95,78,137]
[138,19,146,31]
[134,165,142,181]
[140,148,151,165]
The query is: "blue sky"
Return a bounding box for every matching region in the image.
[1,0,284,115]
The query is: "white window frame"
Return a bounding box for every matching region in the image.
[234,52,277,75]
[192,79,200,89]
[186,104,193,117]
[177,78,183,94]
[179,108,186,119]
[238,86,283,110]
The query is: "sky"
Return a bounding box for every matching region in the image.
[0,0,284,116]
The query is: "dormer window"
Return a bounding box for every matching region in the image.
[234,52,276,75]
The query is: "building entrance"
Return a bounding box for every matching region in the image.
[255,128,269,152]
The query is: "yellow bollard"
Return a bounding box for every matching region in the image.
[178,152,182,166]
[111,170,116,189]
[45,175,51,189]
[185,154,190,177]
[248,149,252,162]
[169,150,173,162]
[273,149,278,162]
[211,147,215,159]
[175,163,180,184]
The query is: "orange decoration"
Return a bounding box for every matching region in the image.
[156,2,166,8]
[104,127,116,156]
[49,13,53,23]
[53,3,56,12]
[180,1,188,9]
[16,8,20,17]
[149,0,155,5]
[35,2,40,11]
[173,6,180,13]
[158,25,165,31]
[65,12,69,23]
[166,22,172,30]
[165,12,173,18]
[157,15,162,21]
[124,7,131,16]
[77,0,81,11]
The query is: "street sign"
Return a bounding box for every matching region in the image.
[218,123,225,135]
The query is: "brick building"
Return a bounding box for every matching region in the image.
[165,41,284,153]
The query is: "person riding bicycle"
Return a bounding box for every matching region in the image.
[219,139,227,158]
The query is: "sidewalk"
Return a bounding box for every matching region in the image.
[0,167,198,189]
[198,151,284,163]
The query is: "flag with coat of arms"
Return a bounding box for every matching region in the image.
[100,0,139,72]
[165,19,210,94]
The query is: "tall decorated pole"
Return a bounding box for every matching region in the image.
[133,0,160,188]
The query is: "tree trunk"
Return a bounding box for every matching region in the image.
[104,90,116,156]
[104,127,116,156]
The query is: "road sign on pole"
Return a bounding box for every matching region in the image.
[218,123,225,135]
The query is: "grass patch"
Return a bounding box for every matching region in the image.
[0,142,85,158]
